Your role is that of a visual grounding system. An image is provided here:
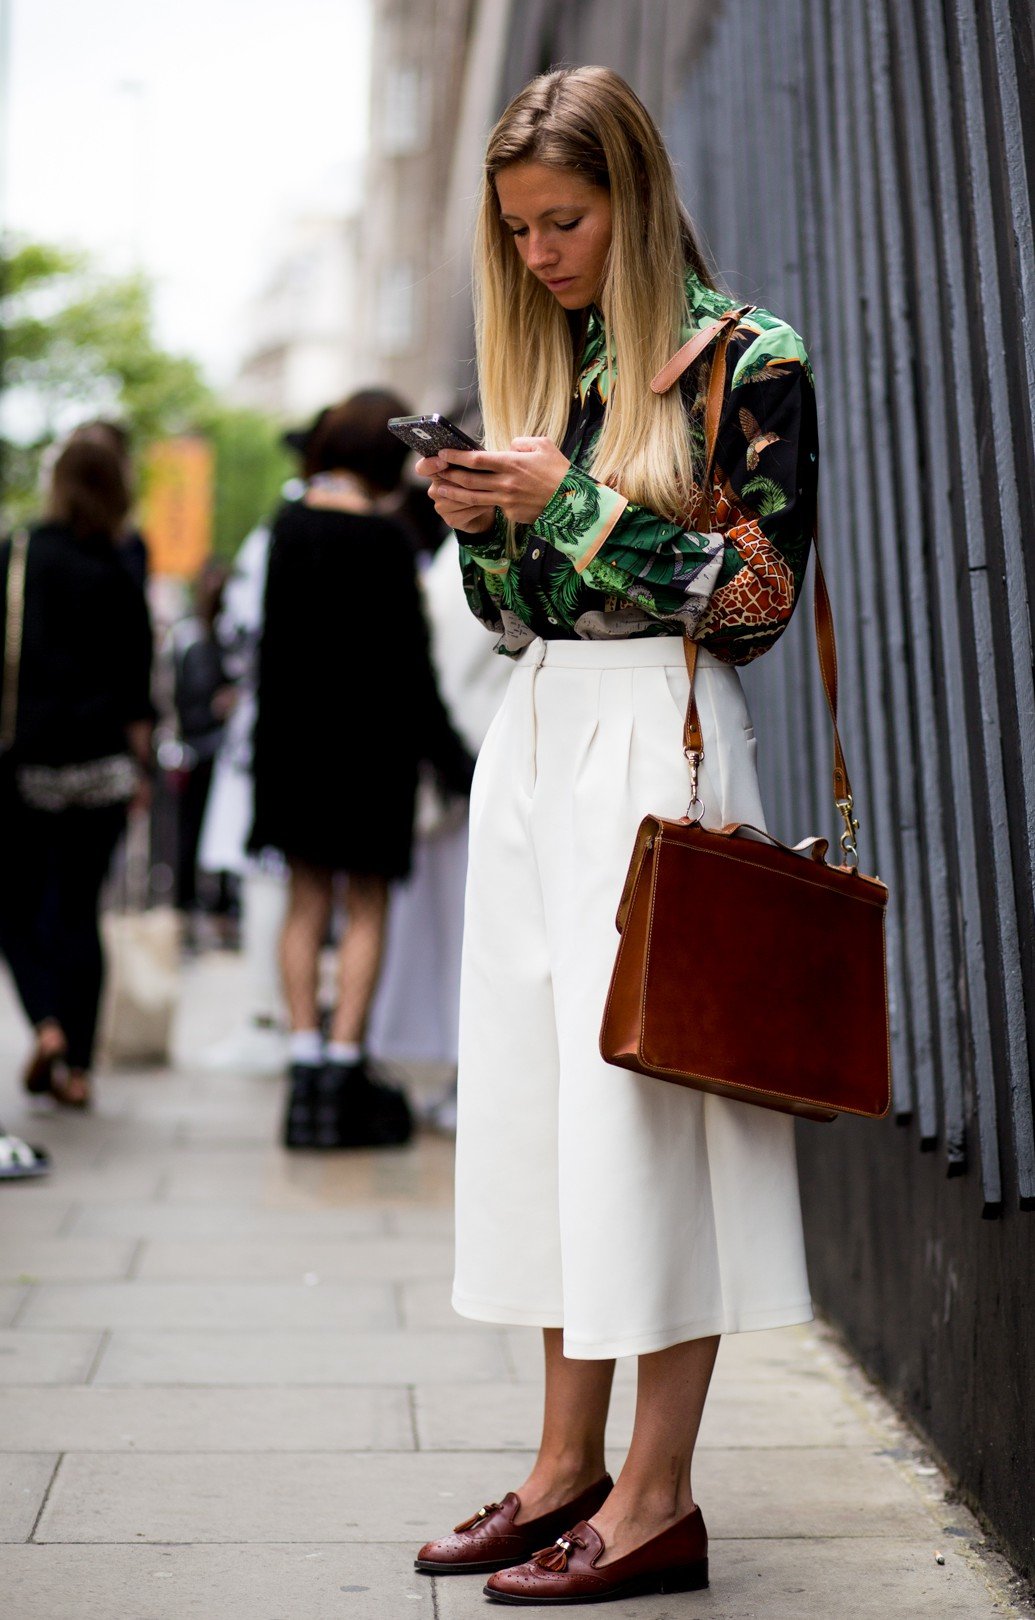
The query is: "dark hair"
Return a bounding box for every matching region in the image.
[46,437,132,540]
[71,419,133,458]
[304,389,413,491]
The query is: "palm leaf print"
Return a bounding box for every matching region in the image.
[554,565,586,621]
[741,475,788,516]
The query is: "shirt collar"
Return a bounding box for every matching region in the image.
[577,268,735,404]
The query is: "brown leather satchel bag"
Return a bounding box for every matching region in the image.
[599,317,891,1123]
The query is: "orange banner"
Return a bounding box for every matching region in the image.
[141,436,214,578]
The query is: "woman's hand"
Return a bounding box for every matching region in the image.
[419,437,570,528]
[415,455,496,534]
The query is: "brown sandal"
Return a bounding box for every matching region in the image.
[22,1023,68,1097]
[48,1068,92,1111]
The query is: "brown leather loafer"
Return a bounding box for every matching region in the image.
[414,1475,613,1576]
[483,1504,708,1604]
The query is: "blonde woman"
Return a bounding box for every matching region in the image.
[414,66,818,1604]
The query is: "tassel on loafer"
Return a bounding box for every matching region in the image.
[483,1504,708,1604]
[414,1475,613,1576]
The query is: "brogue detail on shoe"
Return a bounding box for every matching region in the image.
[483,1505,709,1604]
[414,1476,613,1576]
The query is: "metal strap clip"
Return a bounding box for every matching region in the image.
[836,795,860,868]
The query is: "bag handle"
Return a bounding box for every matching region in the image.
[1,530,29,752]
[659,315,859,866]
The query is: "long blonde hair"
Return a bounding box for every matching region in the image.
[474,65,717,527]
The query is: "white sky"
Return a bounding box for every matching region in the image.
[3,0,372,384]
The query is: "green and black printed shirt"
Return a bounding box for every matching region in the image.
[456,268,819,665]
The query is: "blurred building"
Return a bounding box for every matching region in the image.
[232,213,361,421]
[356,0,1035,1582]
[352,0,510,410]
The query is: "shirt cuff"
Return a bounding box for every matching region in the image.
[454,517,509,573]
[531,467,628,572]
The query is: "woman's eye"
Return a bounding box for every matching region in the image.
[557,218,582,232]
[508,226,529,238]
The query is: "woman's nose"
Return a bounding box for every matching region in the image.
[526,233,559,271]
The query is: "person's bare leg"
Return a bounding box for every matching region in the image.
[512,1328,615,1522]
[328,872,389,1046]
[589,1333,719,1563]
[280,861,333,1033]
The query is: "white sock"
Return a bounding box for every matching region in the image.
[290,1030,324,1066]
[325,1041,362,1066]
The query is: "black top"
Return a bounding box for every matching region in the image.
[249,499,473,877]
[0,523,155,767]
[172,621,229,759]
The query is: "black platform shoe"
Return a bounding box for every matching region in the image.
[322,1059,414,1149]
[282,1063,319,1149]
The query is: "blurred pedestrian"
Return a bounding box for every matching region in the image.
[414,65,817,1599]
[194,434,318,1076]
[68,420,150,588]
[250,390,475,1150]
[0,436,155,1111]
[169,558,238,948]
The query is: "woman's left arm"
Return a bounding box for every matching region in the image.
[532,334,818,665]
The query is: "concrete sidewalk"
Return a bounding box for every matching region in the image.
[0,952,1030,1620]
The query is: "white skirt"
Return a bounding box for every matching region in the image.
[452,636,813,1359]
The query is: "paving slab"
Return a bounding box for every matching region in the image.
[92,1326,508,1386]
[136,1234,454,1282]
[386,1206,455,1238]
[157,1149,377,1207]
[36,1450,534,1543]
[0,1386,414,1452]
[0,1286,28,1327]
[0,1454,58,1542]
[0,1201,75,1237]
[19,1281,398,1332]
[436,1538,1009,1620]
[0,1164,169,1201]
[67,1202,384,1242]
[0,1542,430,1620]
[0,1330,102,1385]
[414,1377,875,1452]
[0,1238,136,1284]
[36,1445,933,1546]
[687,1446,934,1538]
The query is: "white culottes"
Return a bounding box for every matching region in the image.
[452,636,813,1359]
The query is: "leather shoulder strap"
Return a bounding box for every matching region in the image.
[674,325,858,860]
[1,529,29,750]
[650,303,756,396]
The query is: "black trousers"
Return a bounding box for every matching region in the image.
[0,790,126,1069]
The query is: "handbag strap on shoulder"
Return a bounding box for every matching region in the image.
[1,529,30,751]
[662,314,859,866]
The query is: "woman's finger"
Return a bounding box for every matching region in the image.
[440,448,511,475]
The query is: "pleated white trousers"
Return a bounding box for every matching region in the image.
[452,636,813,1359]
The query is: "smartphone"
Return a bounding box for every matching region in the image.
[387,413,482,458]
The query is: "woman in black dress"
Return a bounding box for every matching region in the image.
[250,391,474,1150]
[0,436,155,1112]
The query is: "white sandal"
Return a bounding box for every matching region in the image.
[0,1131,51,1181]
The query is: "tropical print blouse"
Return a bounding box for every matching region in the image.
[456,267,818,665]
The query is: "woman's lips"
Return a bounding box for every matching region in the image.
[544,275,575,291]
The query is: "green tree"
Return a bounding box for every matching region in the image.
[0,238,290,558]
[200,404,292,558]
